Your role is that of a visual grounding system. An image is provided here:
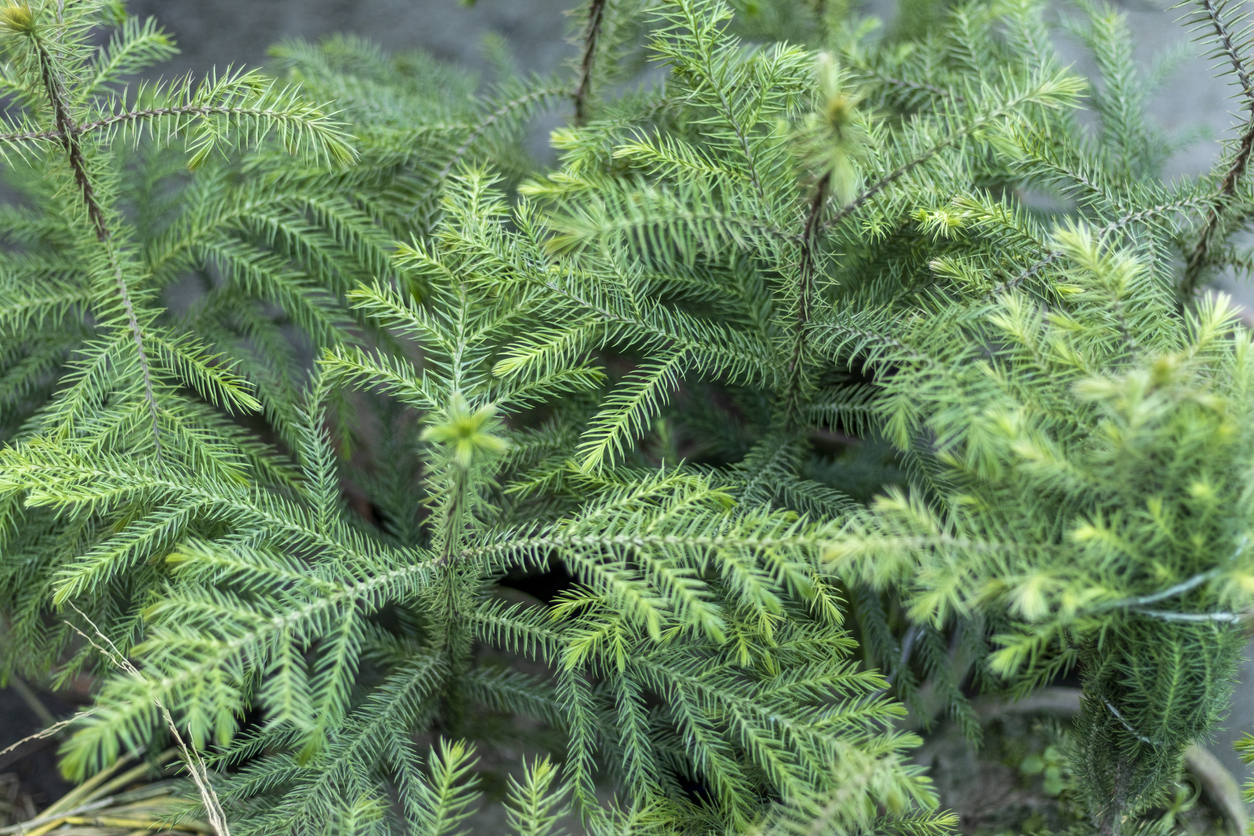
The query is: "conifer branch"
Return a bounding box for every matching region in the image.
[0,104,348,147]
[993,192,1216,296]
[1180,0,1254,297]
[436,84,570,184]
[667,2,768,200]
[784,172,830,426]
[1197,0,1254,100]
[858,66,963,104]
[824,72,1082,232]
[2,2,1247,832]
[28,28,164,460]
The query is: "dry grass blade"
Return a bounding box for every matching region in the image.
[0,709,96,763]
[64,604,230,836]
[4,772,212,836]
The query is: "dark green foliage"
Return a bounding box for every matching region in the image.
[2,0,1254,834]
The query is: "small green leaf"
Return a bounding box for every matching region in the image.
[1042,769,1064,797]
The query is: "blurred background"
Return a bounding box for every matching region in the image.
[122,0,1237,179]
[7,0,1254,814]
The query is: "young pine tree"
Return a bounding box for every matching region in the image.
[1,0,1253,834]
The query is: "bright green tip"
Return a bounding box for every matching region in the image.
[0,3,35,34]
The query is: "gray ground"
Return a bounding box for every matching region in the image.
[18,0,1254,812]
[125,0,578,79]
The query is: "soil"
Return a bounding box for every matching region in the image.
[915,691,1241,836]
[0,686,72,828]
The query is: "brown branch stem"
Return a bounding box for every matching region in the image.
[1180,0,1254,298]
[784,172,830,427]
[1181,123,1254,296]
[30,34,163,460]
[37,42,107,241]
[798,172,831,330]
[574,0,607,125]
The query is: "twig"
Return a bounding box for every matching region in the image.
[1094,568,1242,622]
[823,80,1082,237]
[0,752,181,835]
[0,709,96,762]
[1097,755,1133,836]
[887,624,920,686]
[1180,0,1254,297]
[35,41,106,240]
[797,173,830,333]
[573,0,607,125]
[869,623,921,702]
[856,66,964,105]
[823,149,936,232]
[0,795,118,835]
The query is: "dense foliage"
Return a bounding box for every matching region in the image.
[2,0,1254,834]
